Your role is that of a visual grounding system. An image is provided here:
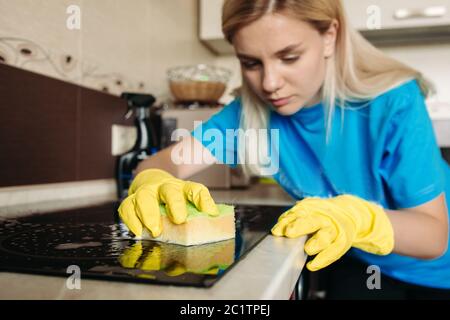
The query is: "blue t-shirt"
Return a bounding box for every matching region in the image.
[192,79,450,289]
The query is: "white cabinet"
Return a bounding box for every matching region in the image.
[199,0,233,54]
[344,0,450,31]
[199,0,223,40]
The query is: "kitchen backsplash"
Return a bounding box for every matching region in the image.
[0,36,146,96]
[0,0,216,98]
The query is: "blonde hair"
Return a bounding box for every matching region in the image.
[222,0,434,176]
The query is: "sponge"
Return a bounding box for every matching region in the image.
[141,203,236,246]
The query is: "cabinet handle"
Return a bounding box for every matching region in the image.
[394,6,447,20]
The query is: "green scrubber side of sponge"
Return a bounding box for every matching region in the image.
[159,202,234,220]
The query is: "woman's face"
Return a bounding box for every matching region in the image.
[233,13,337,115]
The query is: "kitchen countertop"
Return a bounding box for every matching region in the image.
[0,183,308,300]
[210,182,295,206]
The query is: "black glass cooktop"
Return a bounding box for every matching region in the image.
[0,202,287,287]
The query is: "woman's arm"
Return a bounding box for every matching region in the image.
[135,136,217,179]
[387,193,449,259]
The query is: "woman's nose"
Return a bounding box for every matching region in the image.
[262,65,283,94]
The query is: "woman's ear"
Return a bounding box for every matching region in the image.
[323,20,339,58]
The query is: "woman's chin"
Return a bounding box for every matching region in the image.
[271,103,303,116]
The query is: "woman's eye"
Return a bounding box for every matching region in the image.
[282,56,299,64]
[241,61,260,70]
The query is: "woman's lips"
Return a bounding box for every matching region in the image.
[269,96,292,107]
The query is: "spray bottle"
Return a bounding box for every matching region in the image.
[116,92,159,199]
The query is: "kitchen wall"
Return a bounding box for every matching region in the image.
[0,0,217,204]
[0,0,215,98]
[381,43,450,104]
[214,55,241,104]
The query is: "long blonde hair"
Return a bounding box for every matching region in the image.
[222,0,433,176]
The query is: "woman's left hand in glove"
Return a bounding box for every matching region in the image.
[271,195,395,271]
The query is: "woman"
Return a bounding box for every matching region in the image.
[119,0,450,299]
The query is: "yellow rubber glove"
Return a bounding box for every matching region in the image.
[118,169,219,238]
[271,195,394,271]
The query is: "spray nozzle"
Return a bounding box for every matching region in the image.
[121,92,156,119]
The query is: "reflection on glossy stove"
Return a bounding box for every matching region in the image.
[0,202,287,287]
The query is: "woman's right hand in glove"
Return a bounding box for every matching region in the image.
[118,169,219,237]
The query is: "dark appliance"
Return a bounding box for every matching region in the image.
[116,93,160,199]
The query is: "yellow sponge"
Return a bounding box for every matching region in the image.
[141,203,236,246]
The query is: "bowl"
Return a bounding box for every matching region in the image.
[167,64,232,103]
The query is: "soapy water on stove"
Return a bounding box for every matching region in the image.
[0,220,135,260]
[55,242,102,250]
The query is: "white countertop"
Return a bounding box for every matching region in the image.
[0,183,308,300]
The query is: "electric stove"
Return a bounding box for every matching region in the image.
[0,202,287,287]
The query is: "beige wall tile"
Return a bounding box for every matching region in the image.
[0,0,216,98]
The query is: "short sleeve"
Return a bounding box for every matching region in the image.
[379,81,445,209]
[191,99,242,168]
